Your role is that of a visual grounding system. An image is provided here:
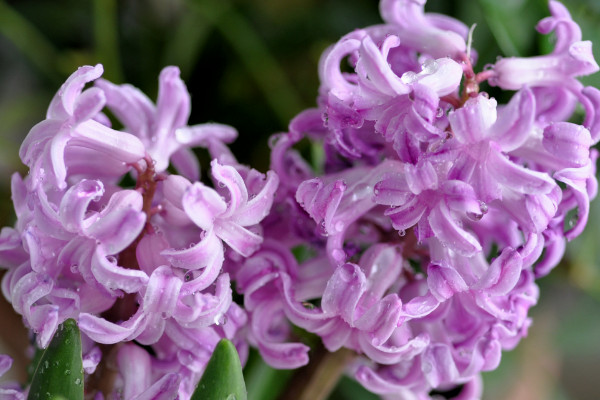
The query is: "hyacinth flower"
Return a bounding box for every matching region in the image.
[0,64,278,399]
[261,0,599,398]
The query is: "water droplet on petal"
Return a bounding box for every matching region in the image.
[421,59,439,74]
[401,71,418,85]
[479,201,488,214]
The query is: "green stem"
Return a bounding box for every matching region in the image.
[282,346,355,400]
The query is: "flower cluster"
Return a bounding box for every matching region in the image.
[0,64,278,398]
[0,0,599,399]
[246,0,599,398]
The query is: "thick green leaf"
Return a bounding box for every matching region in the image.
[191,339,247,400]
[27,319,84,400]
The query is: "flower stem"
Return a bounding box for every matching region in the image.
[282,345,356,400]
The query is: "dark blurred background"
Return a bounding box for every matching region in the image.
[0,0,599,398]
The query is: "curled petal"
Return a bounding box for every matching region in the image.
[78,309,146,344]
[85,191,146,255]
[174,273,232,327]
[211,160,249,216]
[235,171,279,226]
[296,178,346,235]
[320,37,362,100]
[59,179,104,233]
[72,87,106,125]
[427,264,468,301]
[357,35,409,97]
[322,263,366,324]
[421,344,459,387]
[379,0,466,58]
[143,266,183,318]
[448,95,497,144]
[412,58,463,96]
[215,220,263,257]
[354,294,403,345]
[48,64,104,118]
[91,248,149,293]
[490,87,535,152]
[71,120,146,163]
[359,333,429,365]
[162,228,223,272]
[543,122,592,168]
[385,196,427,232]
[472,248,523,296]
[175,123,238,147]
[182,182,226,231]
[428,202,482,256]
[555,162,593,239]
[487,149,556,195]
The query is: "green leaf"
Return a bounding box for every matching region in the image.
[191,339,247,400]
[27,319,84,400]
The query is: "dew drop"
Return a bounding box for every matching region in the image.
[75,378,81,385]
[421,59,439,74]
[479,201,488,214]
[398,230,406,237]
[436,107,444,118]
[401,71,418,85]
[214,314,228,326]
[64,369,71,376]
[184,271,193,282]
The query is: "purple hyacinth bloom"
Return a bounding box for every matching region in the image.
[257,0,599,398]
[0,64,278,398]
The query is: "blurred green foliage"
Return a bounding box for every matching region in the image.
[0,0,599,398]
